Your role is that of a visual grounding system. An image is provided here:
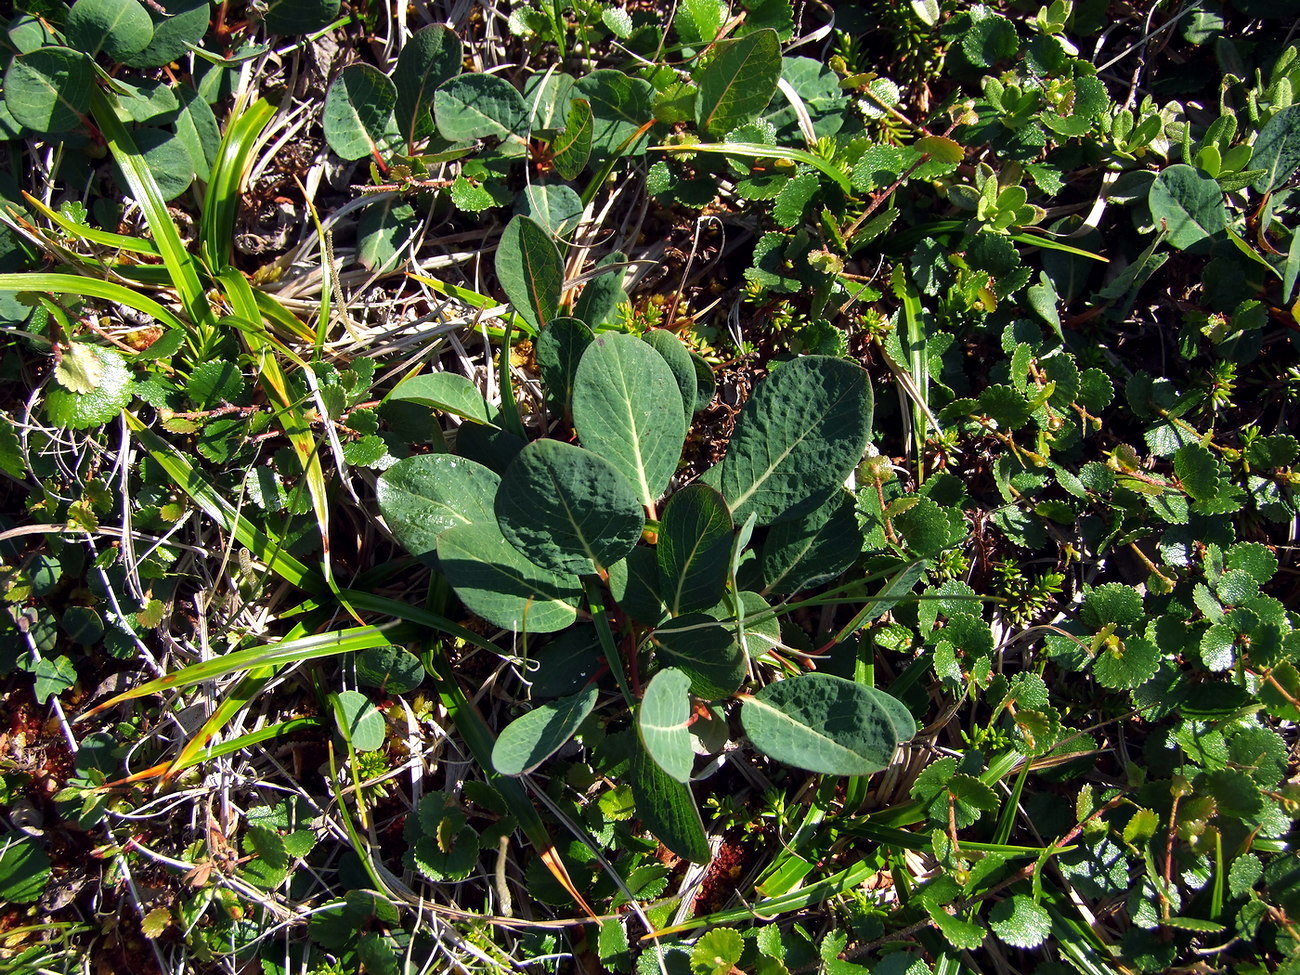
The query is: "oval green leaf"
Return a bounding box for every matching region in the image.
[552,97,594,180]
[695,29,781,136]
[536,315,594,418]
[496,214,563,332]
[492,683,599,775]
[356,645,425,694]
[121,0,210,69]
[630,742,709,863]
[394,25,462,146]
[1148,163,1227,250]
[0,832,50,904]
[651,613,745,699]
[1251,104,1300,194]
[572,332,686,509]
[718,356,872,526]
[658,483,733,615]
[741,673,899,775]
[495,439,645,575]
[388,372,493,425]
[517,183,584,238]
[323,64,400,161]
[3,48,94,134]
[262,0,341,34]
[377,454,500,560]
[760,489,860,594]
[573,70,654,160]
[638,667,695,782]
[66,0,154,62]
[437,522,581,633]
[434,73,529,151]
[643,328,697,422]
[335,690,386,752]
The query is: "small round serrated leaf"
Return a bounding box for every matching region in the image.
[741,673,899,775]
[4,48,94,134]
[1080,582,1144,630]
[437,522,581,633]
[44,346,133,429]
[1093,636,1161,690]
[638,668,694,782]
[492,683,598,775]
[66,0,154,61]
[496,439,645,575]
[989,895,1051,949]
[377,454,500,561]
[335,690,386,752]
[323,64,400,161]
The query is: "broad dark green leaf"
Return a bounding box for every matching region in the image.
[3,48,94,134]
[112,127,193,200]
[437,522,581,633]
[66,0,153,61]
[262,0,341,34]
[638,667,694,782]
[761,489,859,594]
[1251,105,1300,194]
[435,73,529,152]
[741,673,899,775]
[495,439,645,574]
[357,198,417,273]
[573,70,654,160]
[388,372,493,425]
[1148,164,1227,250]
[496,215,563,332]
[572,251,628,328]
[630,743,709,863]
[492,683,599,775]
[530,627,602,698]
[517,183,584,238]
[323,64,400,161]
[377,454,500,560]
[552,97,594,180]
[717,356,872,525]
[536,316,594,418]
[0,832,50,904]
[572,332,686,509]
[608,546,665,625]
[523,72,576,132]
[393,25,462,146]
[695,29,781,136]
[356,645,424,694]
[658,484,733,614]
[121,0,210,69]
[642,328,697,423]
[863,687,915,743]
[651,613,745,699]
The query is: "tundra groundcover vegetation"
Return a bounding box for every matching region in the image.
[1,0,1299,972]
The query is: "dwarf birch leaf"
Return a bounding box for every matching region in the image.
[741,673,898,775]
[377,454,500,560]
[495,439,644,574]
[492,683,599,775]
[658,484,733,615]
[989,896,1051,949]
[496,215,562,331]
[435,73,529,151]
[718,356,872,525]
[1148,164,1227,250]
[323,64,400,161]
[630,743,709,863]
[925,902,986,950]
[437,522,581,633]
[4,48,94,134]
[55,342,105,394]
[44,346,133,429]
[651,614,745,699]
[572,332,686,508]
[638,667,694,782]
[393,25,461,146]
[695,29,782,136]
[552,97,594,179]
